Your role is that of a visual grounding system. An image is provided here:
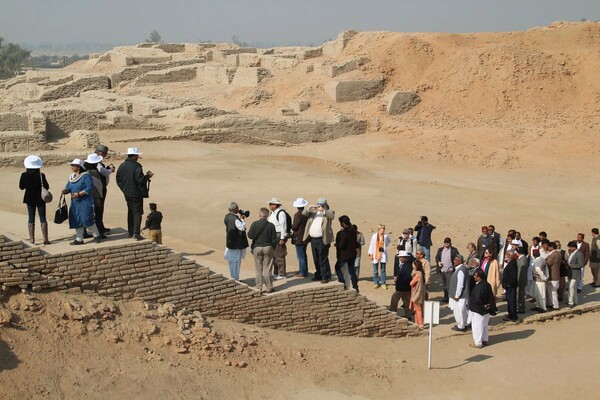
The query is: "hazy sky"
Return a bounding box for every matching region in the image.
[1,0,599,46]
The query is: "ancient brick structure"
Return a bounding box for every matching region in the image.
[0,235,417,338]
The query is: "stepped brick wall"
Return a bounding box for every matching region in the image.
[0,235,417,337]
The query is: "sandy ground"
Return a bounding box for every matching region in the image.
[1,131,600,399]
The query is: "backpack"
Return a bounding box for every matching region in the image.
[277,209,293,238]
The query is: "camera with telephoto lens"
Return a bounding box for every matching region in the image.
[239,210,250,218]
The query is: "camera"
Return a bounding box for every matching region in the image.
[239,210,250,218]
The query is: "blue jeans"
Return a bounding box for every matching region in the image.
[295,244,308,276]
[26,203,47,223]
[373,262,386,285]
[421,246,431,263]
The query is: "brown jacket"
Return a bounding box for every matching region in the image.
[546,250,562,281]
[578,241,591,266]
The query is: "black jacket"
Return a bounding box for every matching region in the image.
[335,226,357,261]
[394,255,414,291]
[435,246,460,267]
[19,170,49,206]
[470,280,496,315]
[502,259,518,289]
[116,158,149,198]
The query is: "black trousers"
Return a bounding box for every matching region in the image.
[506,286,518,320]
[335,258,359,289]
[311,237,331,280]
[125,197,144,236]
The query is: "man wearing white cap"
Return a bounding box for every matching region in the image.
[95,144,115,234]
[302,198,335,283]
[291,198,309,278]
[267,197,289,279]
[116,147,154,240]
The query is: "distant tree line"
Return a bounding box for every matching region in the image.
[0,37,31,79]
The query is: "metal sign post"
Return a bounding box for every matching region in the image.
[424,300,440,369]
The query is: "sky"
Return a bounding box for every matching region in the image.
[1,0,599,48]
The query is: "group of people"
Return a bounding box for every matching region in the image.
[224,207,600,347]
[19,146,163,246]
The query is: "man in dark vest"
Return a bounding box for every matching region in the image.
[449,255,470,332]
[502,250,519,321]
[390,251,414,320]
[469,270,496,348]
[116,147,153,240]
[224,201,249,281]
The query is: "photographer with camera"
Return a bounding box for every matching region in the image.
[414,216,436,262]
[224,201,249,280]
[116,147,154,241]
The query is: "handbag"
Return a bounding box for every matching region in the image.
[40,173,53,203]
[54,194,68,224]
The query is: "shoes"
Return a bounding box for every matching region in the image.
[517,309,526,314]
[294,273,305,278]
[469,344,482,349]
[94,236,102,244]
[273,275,285,280]
[374,284,380,289]
[482,341,488,346]
[382,284,388,290]
[266,288,275,293]
[70,240,84,246]
[577,289,582,293]
[320,279,329,284]
[441,297,449,303]
[451,326,467,332]
[43,240,51,245]
[311,276,321,282]
[134,234,144,241]
[83,231,92,239]
[103,228,111,234]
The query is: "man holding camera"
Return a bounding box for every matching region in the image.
[224,201,249,280]
[116,147,153,240]
[414,216,436,262]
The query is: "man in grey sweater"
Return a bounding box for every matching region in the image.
[248,207,277,293]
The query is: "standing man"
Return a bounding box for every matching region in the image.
[397,229,418,256]
[415,249,432,296]
[502,250,518,322]
[590,228,600,287]
[390,251,414,319]
[476,226,493,260]
[303,198,335,284]
[267,198,288,280]
[567,240,585,306]
[545,241,561,310]
[248,208,277,293]
[449,255,470,332]
[142,202,163,244]
[576,233,591,291]
[488,225,501,255]
[414,216,436,262]
[95,144,114,235]
[435,237,459,302]
[532,255,549,313]
[516,246,529,314]
[334,215,359,291]
[291,198,309,278]
[223,202,249,280]
[116,147,153,240]
[469,270,495,349]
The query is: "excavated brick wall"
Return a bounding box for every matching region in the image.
[0,236,415,337]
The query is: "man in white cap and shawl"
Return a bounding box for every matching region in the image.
[267,197,289,280]
[116,147,154,240]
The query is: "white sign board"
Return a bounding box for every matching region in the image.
[424,301,440,325]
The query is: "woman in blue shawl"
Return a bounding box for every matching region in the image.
[62,159,101,245]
